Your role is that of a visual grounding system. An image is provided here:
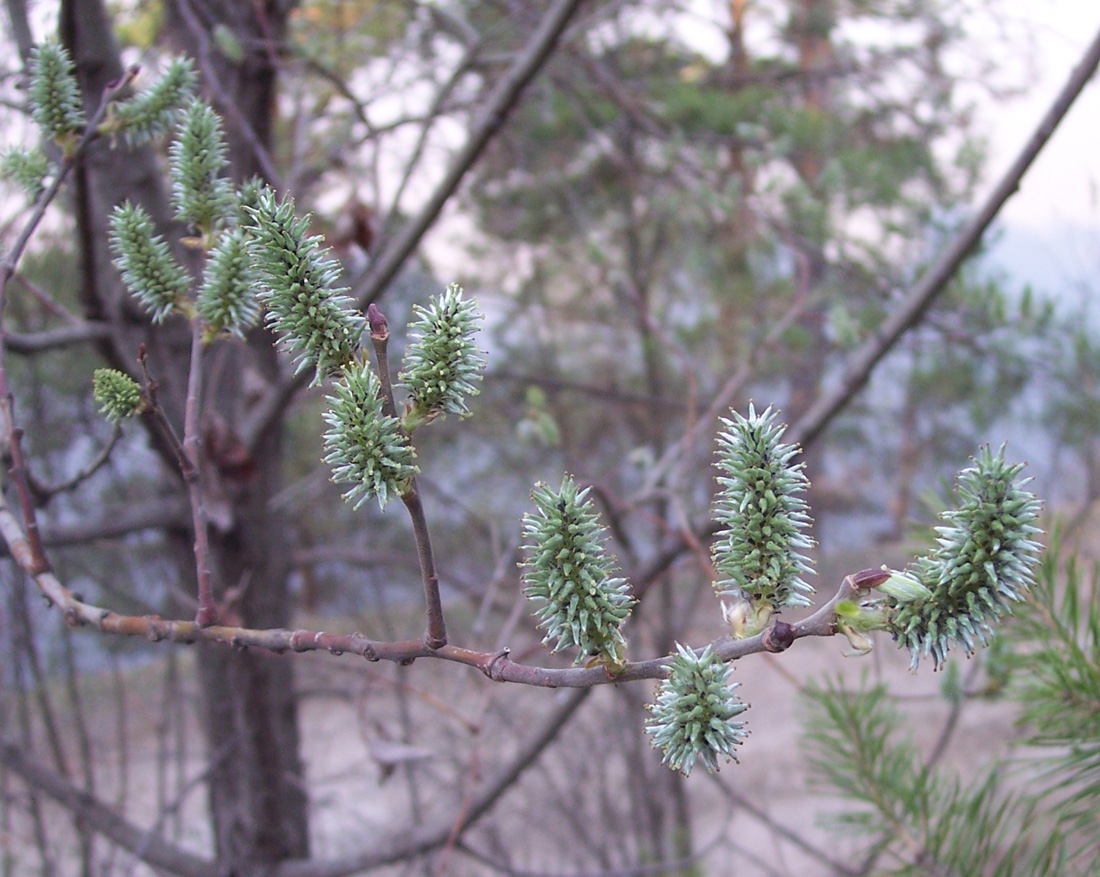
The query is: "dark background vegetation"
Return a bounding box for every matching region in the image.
[1,1,1099,875]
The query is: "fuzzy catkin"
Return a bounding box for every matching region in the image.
[400,284,485,427]
[169,99,232,233]
[28,43,85,146]
[245,189,365,383]
[109,202,192,323]
[520,476,634,665]
[712,404,815,612]
[111,58,197,145]
[646,644,748,775]
[322,362,417,509]
[890,446,1041,670]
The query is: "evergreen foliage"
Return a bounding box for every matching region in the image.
[804,658,1093,875]
[1005,538,1100,841]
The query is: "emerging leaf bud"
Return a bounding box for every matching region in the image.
[875,570,932,603]
[93,369,145,422]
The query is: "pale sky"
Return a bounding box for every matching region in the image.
[984,1,1100,235]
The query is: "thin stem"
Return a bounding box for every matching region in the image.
[28,424,122,501]
[368,303,447,648]
[3,411,49,574]
[788,18,1100,450]
[137,344,190,476]
[182,318,215,627]
[402,486,447,649]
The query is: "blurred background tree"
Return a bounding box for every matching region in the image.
[0,0,1098,875]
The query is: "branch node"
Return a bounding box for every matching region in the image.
[763,621,796,653]
[352,633,377,661]
[424,632,447,651]
[485,647,511,680]
[289,630,316,652]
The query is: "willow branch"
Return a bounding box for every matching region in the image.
[351,0,585,307]
[241,0,588,451]
[182,318,215,626]
[0,462,885,689]
[787,19,1100,450]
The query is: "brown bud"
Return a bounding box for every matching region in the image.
[852,568,892,590]
[367,302,388,339]
[763,620,796,652]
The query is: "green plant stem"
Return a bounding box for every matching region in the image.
[369,306,447,648]
[183,318,215,627]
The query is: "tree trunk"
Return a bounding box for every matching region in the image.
[61,1,309,871]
